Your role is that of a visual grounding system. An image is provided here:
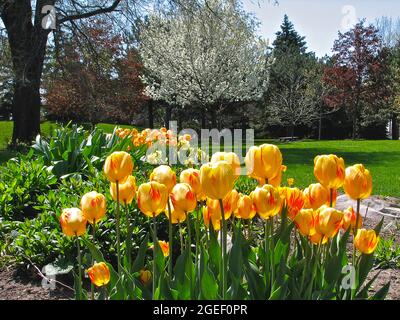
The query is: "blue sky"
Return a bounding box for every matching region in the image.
[242,0,400,57]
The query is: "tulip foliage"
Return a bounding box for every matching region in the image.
[59,138,390,300]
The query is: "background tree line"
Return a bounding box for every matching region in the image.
[1,0,400,142]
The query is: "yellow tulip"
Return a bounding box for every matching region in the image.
[165,199,187,224]
[354,228,379,254]
[139,269,152,284]
[200,161,235,200]
[309,230,328,245]
[294,209,315,237]
[314,154,345,190]
[245,144,282,181]
[59,208,87,237]
[202,206,221,231]
[342,206,362,231]
[235,193,256,219]
[343,164,372,200]
[205,197,232,220]
[110,175,137,204]
[180,168,205,200]
[250,184,282,220]
[137,181,168,217]
[87,262,110,287]
[157,240,170,257]
[80,191,106,224]
[315,205,343,238]
[150,165,176,193]
[285,187,305,220]
[170,183,197,213]
[103,151,134,183]
[303,183,337,210]
[211,152,241,177]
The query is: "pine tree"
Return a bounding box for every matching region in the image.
[272,14,307,54]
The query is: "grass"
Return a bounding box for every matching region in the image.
[1,121,399,196]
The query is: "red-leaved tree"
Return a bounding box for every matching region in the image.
[324,21,391,139]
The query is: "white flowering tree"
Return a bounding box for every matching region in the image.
[139,0,270,127]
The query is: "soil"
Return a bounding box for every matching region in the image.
[0,194,399,300]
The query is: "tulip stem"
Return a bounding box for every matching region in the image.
[76,236,83,300]
[91,219,96,300]
[125,203,133,273]
[167,198,173,280]
[152,213,158,300]
[264,219,270,291]
[179,222,184,254]
[219,199,227,300]
[195,205,200,286]
[116,180,122,275]
[269,218,275,290]
[186,212,193,298]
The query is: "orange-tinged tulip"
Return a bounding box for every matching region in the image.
[245,144,282,180]
[165,200,187,224]
[200,161,235,200]
[303,183,337,210]
[104,151,134,183]
[285,187,305,220]
[150,165,176,193]
[354,228,379,254]
[235,194,256,219]
[294,209,315,237]
[170,183,197,213]
[222,189,239,217]
[156,240,170,257]
[309,230,328,245]
[314,154,345,190]
[202,206,221,231]
[180,168,204,200]
[110,175,137,204]
[205,197,232,220]
[250,184,282,220]
[60,208,87,237]
[211,152,241,177]
[137,181,168,217]
[139,269,152,284]
[315,205,343,238]
[342,206,362,231]
[80,191,106,224]
[87,262,110,287]
[343,164,372,200]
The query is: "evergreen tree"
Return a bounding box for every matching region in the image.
[272,14,307,54]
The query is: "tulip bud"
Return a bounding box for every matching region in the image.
[80,191,106,224]
[139,269,152,284]
[104,151,134,183]
[150,165,176,193]
[87,262,110,287]
[235,194,256,219]
[60,208,87,237]
[303,183,337,210]
[314,154,345,190]
[202,206,221,231]
[315,205,343,238]
[110,175,137,204]
[343,164,372,200]
[170,183,197,213]
[342,206,362,231]
[157,240,170,257]
[211,152,241,177]
[285,187,305,220]
[180,168,205,200]
[245,144,282,180]
[294,209,315,237]
[137,181,168,217]
[200,161,235,200]
[354,228,379,254]
[250,184,282,220]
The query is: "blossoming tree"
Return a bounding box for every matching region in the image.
[139,0,270,128]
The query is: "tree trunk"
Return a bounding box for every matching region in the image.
[164,103,172,129]
[392,113,399,140]
[290,124,295,141]
[318,112,322,140]
[211,107,217,129]
[148,100,154,129]
[201,112,206,129]
[352,112,357,140]
[1,1,52,145]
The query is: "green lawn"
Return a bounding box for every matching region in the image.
[267,140,400,197]
[1,121,399,196]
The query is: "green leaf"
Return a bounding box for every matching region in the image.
[370,281,390,300]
